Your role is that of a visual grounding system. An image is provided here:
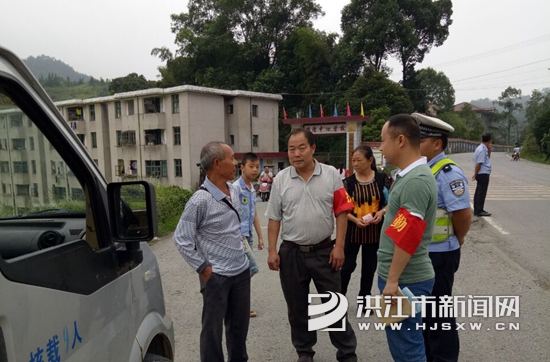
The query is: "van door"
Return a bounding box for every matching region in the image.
[0,55,140,361]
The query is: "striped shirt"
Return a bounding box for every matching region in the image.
[347,178,388,244]
[174,177,249,277]
[265,160,344,245]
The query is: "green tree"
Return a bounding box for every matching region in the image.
[416,67,455,111]
[362,106,391,141]
[532,109,550,148]
[457,103,484,141]
[109,73,155,94]
[496,86,522,145]
[438,112,468,139]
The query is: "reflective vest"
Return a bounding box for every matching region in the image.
[430,158,459,243]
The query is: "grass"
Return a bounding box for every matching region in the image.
[518,152,550,165]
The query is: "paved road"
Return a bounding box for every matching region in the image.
[152,153,550,361]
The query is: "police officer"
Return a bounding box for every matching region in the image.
[412,113,472,362]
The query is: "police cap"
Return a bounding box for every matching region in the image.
[411,112,454,138]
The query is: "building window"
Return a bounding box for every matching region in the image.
[126,100,134,115]
[0,116,5,128]
[2,183,11,194]
[13,161,28,173]
[51,161,56,175]
[32,183,39,197]
[28,117,33,127]
[93,159,99,166]
[252,105,258,117]
[77,134,85,145]
[175,159,182,177]
[0,139,7,150]
[115,159,125,176]
[121,131,136,146]
[29,136,35,150]
[227,105,234,114]
[144,97,161,113]
[89,105,96,121]
[0,161,9,173]
[10,114,23,127]
[116,130,122,146]
[52,186,66,200]
[145,160,168,177]
[91,132,97,148]
[31,160,36,174]
[173,127,181,145]
[230,135,235,145]
[16,184,29,196]
[12,138,25,150]
[71,188,84,200]
[115,101,122,118]
[253,135,259,147]
[172,94,179,114]
[144,129,162,145]
[68,107,83,121]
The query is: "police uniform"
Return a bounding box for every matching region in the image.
[412,113,471,362]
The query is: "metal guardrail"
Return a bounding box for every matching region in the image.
[447,138,513,154]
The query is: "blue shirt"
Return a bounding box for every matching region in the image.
[474,143,491,174]
[428,152,471,252]
[173,177,249,277]
[233,176,257,237]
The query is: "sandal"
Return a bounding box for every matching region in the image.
[250,311,257,318]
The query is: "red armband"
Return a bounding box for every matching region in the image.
[384,207,427,255]
[333,188,354,216]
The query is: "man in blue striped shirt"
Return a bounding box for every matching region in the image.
[174,141,250,362]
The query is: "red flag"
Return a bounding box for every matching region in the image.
[384,207,427,255]
[283,107,287,120]
[346,103,351,116]
[320,104,324,118]
[333,188,354,216]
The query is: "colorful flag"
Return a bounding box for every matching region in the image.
[320,104,324,118]
[360,102,365,117]
[346,103,351,116]
[283,107,287,120]
[308,104,312,118]
[333,104,338,117]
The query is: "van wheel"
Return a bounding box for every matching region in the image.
[143,354,173,362]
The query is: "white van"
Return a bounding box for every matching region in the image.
[0,46,174,361]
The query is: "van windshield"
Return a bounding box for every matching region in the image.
[0,90,86,219]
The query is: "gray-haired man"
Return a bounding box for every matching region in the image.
[174,141,250,362]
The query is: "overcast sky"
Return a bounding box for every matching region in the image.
[2,0,549,103]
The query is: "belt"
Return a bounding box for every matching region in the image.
[283,237,334,252]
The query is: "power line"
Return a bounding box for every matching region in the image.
[453,68,549,85]
[451,58,550,83]
[431,34,550,68]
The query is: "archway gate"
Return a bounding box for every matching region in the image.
[283,115,368,173]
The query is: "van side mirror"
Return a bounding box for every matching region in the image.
[107,181,158,242]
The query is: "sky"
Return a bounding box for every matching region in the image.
[2,0,549,103]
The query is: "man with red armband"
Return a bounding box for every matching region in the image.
[378,114,438,362]
[266,128,357,362]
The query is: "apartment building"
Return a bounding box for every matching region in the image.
[55,86,282,189]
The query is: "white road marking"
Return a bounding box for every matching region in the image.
[469,202,509,235]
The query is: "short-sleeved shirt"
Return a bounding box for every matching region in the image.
[173,177,249,277]
[377,157,437,284]
[265,160,344,245]
[474,143,491,175]
[428,152,471,253]
[233,176,257,237]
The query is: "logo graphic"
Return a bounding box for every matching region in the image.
[390,212,407,232]
[308,292,348,331]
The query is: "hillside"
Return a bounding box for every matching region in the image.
[23,55,91,83]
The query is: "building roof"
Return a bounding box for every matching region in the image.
[453,102,495,113]
[52,85,283,107]
[283,115,369,125]
[234,152,288,159]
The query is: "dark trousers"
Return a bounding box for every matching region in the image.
[341,242,379,297]
[279,242,357,362]
[473,173,490,215]
[423,249,461,362]
[200,269,251,362]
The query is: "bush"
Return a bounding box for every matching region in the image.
[155,185,193,236]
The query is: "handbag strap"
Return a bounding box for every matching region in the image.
[200,186,241,222]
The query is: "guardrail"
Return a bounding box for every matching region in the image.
[447,138,513,154]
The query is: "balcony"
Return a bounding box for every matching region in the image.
[142,112,166,130]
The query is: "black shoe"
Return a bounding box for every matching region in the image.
[297,356,314,362]
[476,211,492,217]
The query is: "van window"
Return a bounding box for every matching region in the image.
[0,86,117,294]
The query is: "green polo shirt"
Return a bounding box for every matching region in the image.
[377,158,437,284]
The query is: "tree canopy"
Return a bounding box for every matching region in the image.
[416,67,455,111]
